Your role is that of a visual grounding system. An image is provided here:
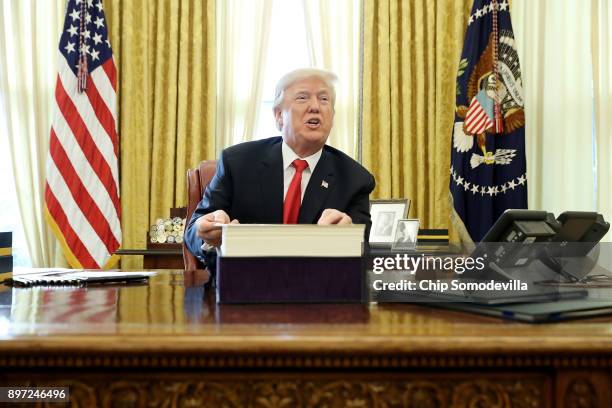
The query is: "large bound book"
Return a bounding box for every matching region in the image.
[217,225,366,303]
[217,257,364,303]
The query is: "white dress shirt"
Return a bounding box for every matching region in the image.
[281,141,322,203]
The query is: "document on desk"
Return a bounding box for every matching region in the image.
[4,270,156,287]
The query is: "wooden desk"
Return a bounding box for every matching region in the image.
[0,270,611,407]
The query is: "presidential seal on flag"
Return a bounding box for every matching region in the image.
[450,0,528,243]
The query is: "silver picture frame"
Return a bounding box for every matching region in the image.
[391,219,420,251]
[368,199,410,246]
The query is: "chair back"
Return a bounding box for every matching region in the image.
[183,160,217,271]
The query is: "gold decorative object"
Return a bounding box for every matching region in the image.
[149,217,186,245]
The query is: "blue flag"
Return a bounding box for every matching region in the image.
[450,0,527,242]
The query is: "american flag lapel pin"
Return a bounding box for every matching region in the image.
[321,180,328,189]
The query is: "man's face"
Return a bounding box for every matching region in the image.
[275,76,334,156]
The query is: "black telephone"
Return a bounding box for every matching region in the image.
[471,210,610,282]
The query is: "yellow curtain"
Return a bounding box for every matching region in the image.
[105,0,216,268]
[362,0,472,238]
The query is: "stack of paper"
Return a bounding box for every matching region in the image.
[6,269,156,287]
[219,224,365,257]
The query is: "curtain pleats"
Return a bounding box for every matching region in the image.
[105,0,216,268]
[0,0,67,267]
[362,0,471,238]
[512,0,607,222]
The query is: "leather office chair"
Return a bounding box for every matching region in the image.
[183,160,217,271]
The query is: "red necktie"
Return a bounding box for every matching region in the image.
[283,159,309,224]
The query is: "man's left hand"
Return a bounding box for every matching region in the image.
[317,209,352,225]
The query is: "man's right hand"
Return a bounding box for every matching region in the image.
[195,210,238,247]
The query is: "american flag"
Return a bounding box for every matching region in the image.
[464,89,494,135]
[44,0,121,268]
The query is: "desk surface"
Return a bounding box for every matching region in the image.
[1,269,612,361]
[2,270,611,407]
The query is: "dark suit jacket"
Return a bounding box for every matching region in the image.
[185,136,376,259]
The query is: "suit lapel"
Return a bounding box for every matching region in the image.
[298,149,334,223]
[259,141,284,223]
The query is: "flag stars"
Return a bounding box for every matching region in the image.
[94,17,105,29]
[469,4,494,26]
[455,174,526,196]
[83,29,91,39]
[92,32,102,45]
[87,0,94,7]
[64,41,76,54]
[105,39,111,48]
[466,0,514,27]
[67,25,78,36]
[90,49,100,61]
[96,2,103,12]
[85,13,92,24]
[69,9,80,21]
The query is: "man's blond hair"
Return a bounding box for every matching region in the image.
[272,68,338,113]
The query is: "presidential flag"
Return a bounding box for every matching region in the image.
[44,0,121,268]
[450,0,527,242]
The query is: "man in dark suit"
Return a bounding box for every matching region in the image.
[185,68,375,259]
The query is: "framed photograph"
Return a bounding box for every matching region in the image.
[392,219,420,251]
[369,199,410,246]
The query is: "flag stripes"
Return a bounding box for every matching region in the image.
[54,77,121,217]
[45,0,120,269]
[50,99,119,225]
[465,98,493,134]
[92,62,117,119]
[49,129,120,253]
[46,157,112,266]
[45,184,99,268]
[84,77,119,155]
[57,57,119,185]
[101,59,117,90]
